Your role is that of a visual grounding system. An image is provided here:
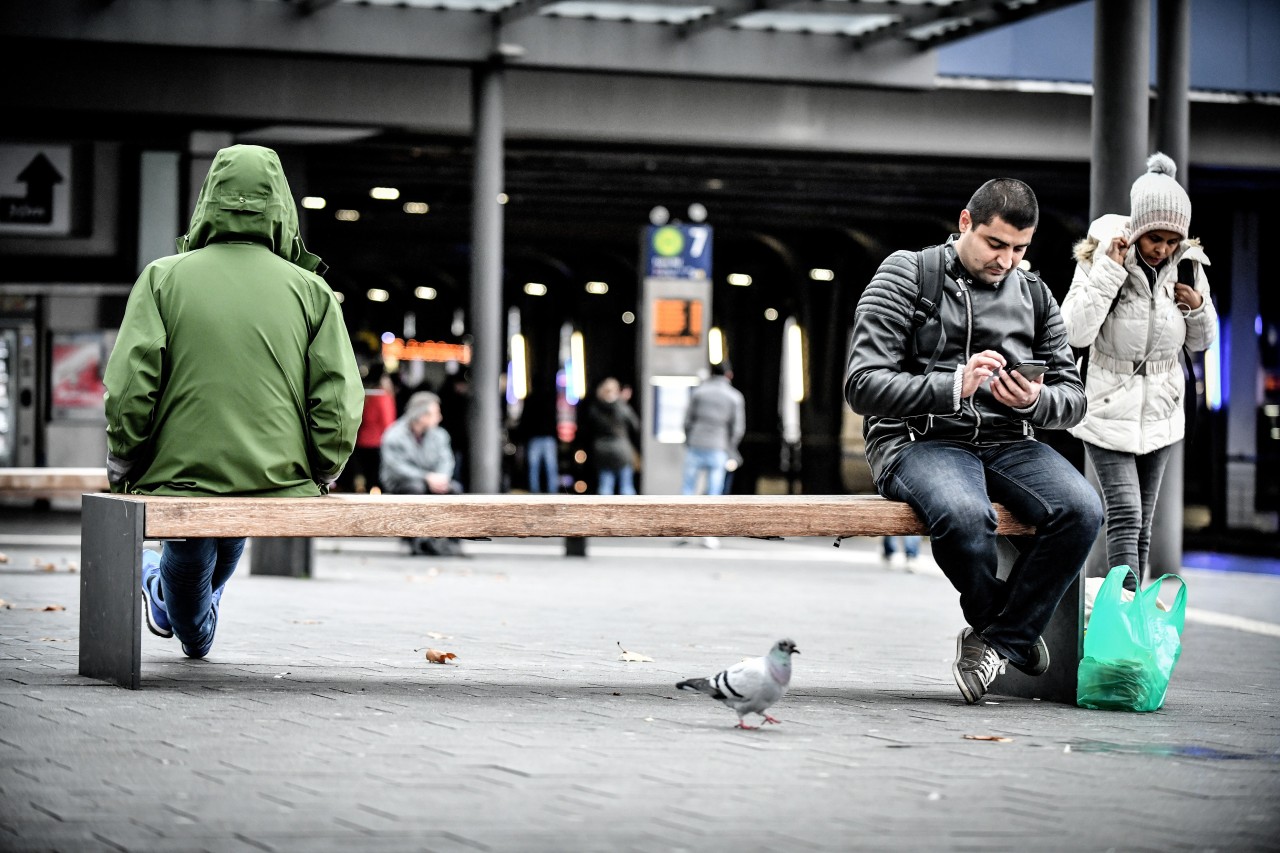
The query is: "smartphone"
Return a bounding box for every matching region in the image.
[1007,360,1048,380]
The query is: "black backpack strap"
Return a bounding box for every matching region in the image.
[912,244,945,332]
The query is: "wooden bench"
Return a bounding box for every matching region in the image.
[0,466,109,499]
[76,492,1083,703]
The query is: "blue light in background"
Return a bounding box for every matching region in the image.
[1208,312,1225,411]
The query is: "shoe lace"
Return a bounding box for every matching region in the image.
[973,648,1007,685]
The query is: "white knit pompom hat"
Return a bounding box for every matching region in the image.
[1128,152,1191,241]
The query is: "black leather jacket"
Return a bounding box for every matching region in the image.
[844,240,1085,482]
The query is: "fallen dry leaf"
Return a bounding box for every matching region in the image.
[290,619,321,625]
[65,562,78,573]
[963,735,1012,743]
[37,562,57,573]
[424,648,457,664]
[37,637,68,643]
[0,552,9,563]
[41,604,67,612]
[617,641,654,663]
[0,599,9,609]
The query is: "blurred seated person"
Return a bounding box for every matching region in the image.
[380,390,465,556]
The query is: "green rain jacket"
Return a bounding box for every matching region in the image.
[104,144,363,496]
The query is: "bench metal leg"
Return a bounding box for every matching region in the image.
[990,535,1082,704]
[79,494,143,689]
[249,537,313,577]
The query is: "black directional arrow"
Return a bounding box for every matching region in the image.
[1,153,64,225]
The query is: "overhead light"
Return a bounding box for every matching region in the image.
[785,317,806,403]
[403,201,429,214]
[509,333,528,401]
[809,268,835,281]
[570,331,586,404]
[621,311,636,324]
[709,327,724,365]
[370,187,400,201]
[414,287,437,300]
[366,288,390,302]
[300,196,326,210]
[649,205,670,226]
[688,202,708,223]
[727,273,752,287]
[764,307,779,321]
[335,209,360,222]
[497,192,510,205]
[333,292,345,303]
[585,281,609,295]
[524,282,548,296]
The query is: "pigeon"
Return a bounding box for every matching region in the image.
[676,638,799,729]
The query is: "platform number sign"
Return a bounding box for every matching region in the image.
[645,224,712,281]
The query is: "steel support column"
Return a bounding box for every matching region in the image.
[1149,0,1192,579]
[469,64,505,494]
[1090,0,1150,219]
[1155,0,1190,178]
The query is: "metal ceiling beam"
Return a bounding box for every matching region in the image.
[848,0,993,50]
[496,0,560,28]
[678,0,803,40]
[912,0,1088,51]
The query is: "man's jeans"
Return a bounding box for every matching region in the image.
[597,465,636,496]
[877,439,1103,666]
[527,435,559,493]
[1084,441,1175,591]
[159,537,246,652]
[682,447,728,496]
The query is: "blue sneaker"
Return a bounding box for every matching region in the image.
[140,550,172,639]
[181,585,222,659]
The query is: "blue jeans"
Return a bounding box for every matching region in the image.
[1085,442,1175,591]
[598,466,635,495]
[527,435,559,493]
[159,537,246,652]
[877,439,1103,666]
[883,535,920,558]
[681,447,728,496]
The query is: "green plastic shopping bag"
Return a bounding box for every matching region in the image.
[1077,565,1188,712]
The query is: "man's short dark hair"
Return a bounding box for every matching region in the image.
[711,360,731,377]
[965,178,1039,231]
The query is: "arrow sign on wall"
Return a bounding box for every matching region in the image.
[0,153,64,225]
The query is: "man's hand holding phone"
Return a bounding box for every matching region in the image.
[991,360,1046,409]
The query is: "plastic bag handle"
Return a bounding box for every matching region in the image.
[1098,565,1138,602]
[1143,573,1188,634]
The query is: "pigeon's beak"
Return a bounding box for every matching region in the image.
[792,647,800,654]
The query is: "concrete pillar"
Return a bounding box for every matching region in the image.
[1148,0,1192,576]
[137,151,181,273]
[1155,0,1191,179]
[469,65,505,494]
[1090,0,1150,219]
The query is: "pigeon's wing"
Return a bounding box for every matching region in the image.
[717,657,778,713]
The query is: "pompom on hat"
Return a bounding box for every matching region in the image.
[1128,152,1191,241]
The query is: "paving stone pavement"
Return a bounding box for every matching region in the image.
[1,522,1278,853]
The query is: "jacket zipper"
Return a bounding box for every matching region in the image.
[955,277,981,441]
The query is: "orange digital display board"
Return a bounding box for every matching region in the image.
[653,298,702,347]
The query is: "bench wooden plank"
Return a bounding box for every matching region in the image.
[0,466,109,497]
[133,494,1035,539]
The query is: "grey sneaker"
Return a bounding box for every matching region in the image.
[1010,635,1050,677]
[952,627,1007,704]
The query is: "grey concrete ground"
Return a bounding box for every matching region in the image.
[1,514,1278,852]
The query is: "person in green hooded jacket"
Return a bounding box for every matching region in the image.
[104,144,363,659]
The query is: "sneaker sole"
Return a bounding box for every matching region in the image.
[139,587,173,639]
[1011,637,1050,677]
[951,629,982,705]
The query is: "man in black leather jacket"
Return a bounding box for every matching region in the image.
[845,178,1103,704]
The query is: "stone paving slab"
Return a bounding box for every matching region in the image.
[1,532,1278,852]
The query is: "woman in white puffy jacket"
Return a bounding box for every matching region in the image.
[1061,153,1217,592]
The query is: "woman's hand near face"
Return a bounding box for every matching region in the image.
[1105,236,1128,265]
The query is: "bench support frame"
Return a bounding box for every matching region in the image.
[80,494,144,690]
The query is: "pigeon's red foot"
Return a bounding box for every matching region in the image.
[735,721,759,730]
[762,715,782,725]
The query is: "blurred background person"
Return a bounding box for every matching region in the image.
[380,390,465,556]
[586,377,639,495]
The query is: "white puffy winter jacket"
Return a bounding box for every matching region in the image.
[1061,214,1218,455]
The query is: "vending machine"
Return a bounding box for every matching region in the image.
[0,315,38,467]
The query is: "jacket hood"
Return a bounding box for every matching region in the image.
[176,144,324,273]
[1072,213,1207,267]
